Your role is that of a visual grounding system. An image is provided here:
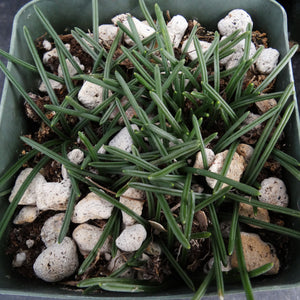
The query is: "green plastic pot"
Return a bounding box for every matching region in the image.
[0,0,299,298]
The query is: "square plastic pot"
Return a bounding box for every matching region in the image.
[0,0,299,299]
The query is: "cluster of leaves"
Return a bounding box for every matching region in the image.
[0,0,300,299]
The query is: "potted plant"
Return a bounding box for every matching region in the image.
[0,0,299,299]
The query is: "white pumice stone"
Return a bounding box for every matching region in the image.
[42,44,70,66]
[108,125,139,153]
[206,150,246,189]
[193,148,215,170]
[145,242,162,256]
[167,15,188,48]
[41,213,65,247]
[72,192,114,223]
[208,256,232,272]
[72,223,111,256]
[258,177,289,207]
[240,113,262,144]
[220,39,256,70]
[26,239,35,249]
[116,224,147,252]
[9,168,46,206]
[13,206,39,225]
[107,250,134,278]
[36,180,72,211]
[236,144,254,162]
[61,149,85,180]
[182,39,211,61]
[112,14,155,46]
[230,232,280,275]
[78,80,108,109]
[58,56,84,78]
[120,187,145,226]
[218,9,253,36]
[33,237,79,282]
[98,24,119,45]
[42,40,52,51]
[97,145,106,154]
[39,79,63,92]
[255,48,280,74]
[12,252,27,268]
[191,184,204,194]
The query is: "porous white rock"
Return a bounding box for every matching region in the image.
[42,44,70,65]
[240,113,262,144]
[167,15,188,48]
[218,9,253,36]
[112,14,155,46]
[72,192,114,223]
[206,150,246,189]
[26,239,35,249]
[72,223,111,256]
[258,177,289,207]
[193,148,215,170]
[78,80,108,109]
[57,56,84,78]
[39,79,63,92]
[61,148,85,180]
[36,179,72,211]
[13,206,39,225]
[12,252,27,268]
[207,256,232,272]
[108,125,139,153]
[220,39,256,70]
[107,250,134,278]
[98,24,119,45]
[230,232,280,275]
[41,213,65,247]
[33,237,79,282]
[236,143,254,162]
[255,48,280,74]
[9,168,46,205]
[182,39,211,61]
[120,187,145,226]
[116,224,147,252]
[42,40,52,51]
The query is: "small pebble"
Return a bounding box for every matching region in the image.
[72,223,111,256]
[120,187,145,226]
[207,256,232,272]
[238,202,270,228]
[42,40,52,51]
[193,148,215,170]
[13,206,39,225]
[109,96,136,125]
[9,168,46,206]
[39,79,63,92]
[240,113,262,144]
[57,56,84,77]
[61,149,85,180]
[12,252,27,268]
[72,192,114,223]
[182,39,211,61]
[26,239,35,249]
[218,9,253,36]
[36,179,72,211]
[258,177,289,207]
[116,224,147,252]
[107,250,134,278]
[78,80,108,109]
[255,48,280,74]
[255,97,277,114]
[167,15,188,48]
[230,232,280,275]
[236,144,254,162]
[112,14,155,46]
[33,237,79,282]
[41,213,65,247]
[98,24,119,45]
[206,150,246,189]
[108,125,139,153]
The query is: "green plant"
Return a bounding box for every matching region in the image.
[0,0,299,299]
